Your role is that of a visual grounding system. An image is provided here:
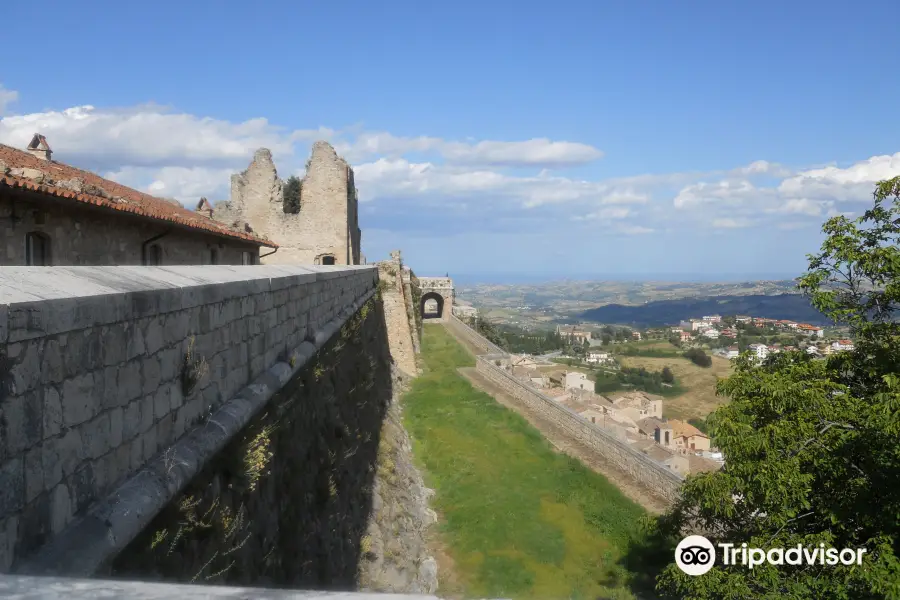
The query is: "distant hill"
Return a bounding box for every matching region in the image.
[580,293,830,327]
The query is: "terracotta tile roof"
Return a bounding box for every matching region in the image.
[668,418,706,439]
[0,143,276,248]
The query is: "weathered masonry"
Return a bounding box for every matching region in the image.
[445,316,684,504]
[0,265,377,575]
[416,277,454,321]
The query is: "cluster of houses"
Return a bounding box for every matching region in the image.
[673,314,854,362]
[500,355,723,475]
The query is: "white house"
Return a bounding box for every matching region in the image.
[831,339,855,352]
[702,328,720,339]
[586,350,611,364]
[702,315,722,323]
[748,343,769,361]
[724,346,740,359]
[564,371,591,391]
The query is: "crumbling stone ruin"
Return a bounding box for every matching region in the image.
[210,142,362,266]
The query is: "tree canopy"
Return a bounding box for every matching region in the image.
[283,175,302,214]
[643,177,900,598]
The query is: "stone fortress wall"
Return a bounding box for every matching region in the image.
[212,142,361,266]
[0,265,376,574]
[445,316,684,504]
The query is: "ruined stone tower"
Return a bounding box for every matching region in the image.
[211,141,362,265]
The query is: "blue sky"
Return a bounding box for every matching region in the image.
[2,0,899,280]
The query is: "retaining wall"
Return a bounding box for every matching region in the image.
[445,315,505,355]
[475,354,683,502]
[0,265,377,574]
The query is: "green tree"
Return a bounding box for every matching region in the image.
[283,175,302,214]
[683,347,712,368]
[602,333,612,346]
[661,366,675,384]
[646,177,900,599]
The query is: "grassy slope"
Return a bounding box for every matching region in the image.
[403,326,648,599]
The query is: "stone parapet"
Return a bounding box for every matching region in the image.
[445,315,505,355]
[0,265,377,574]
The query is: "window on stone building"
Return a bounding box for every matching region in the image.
[144,244,162,266]
[242,251,257,265]
[321,255,336,265]
[209,248,219,265]
[25,232,50,266]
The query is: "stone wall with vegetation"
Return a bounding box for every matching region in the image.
[475,353,684,503]
[109,297,427,591]
[0,265,375,573]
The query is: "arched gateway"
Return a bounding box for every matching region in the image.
[417,277,454,321]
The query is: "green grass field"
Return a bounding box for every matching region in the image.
[402,327,650,599]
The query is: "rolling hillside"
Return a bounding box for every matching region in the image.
[580,293,829,327]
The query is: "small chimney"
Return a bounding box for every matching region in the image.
[26,134,52,161]
[195,197,214,218]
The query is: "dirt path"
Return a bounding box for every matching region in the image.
[457,366,670,515]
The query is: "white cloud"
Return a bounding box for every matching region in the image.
[0,85,17,116]
[777,152,900,203]
[712,217,752,229]
[618,224,655,235]
[335,131,603,167]
[106,166,234,205]
[0,104,295,169]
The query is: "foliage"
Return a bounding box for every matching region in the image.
[492,326,565,354]
[683,347,712,368]
[668,335,683,348]
[475,317,509,350]
[282,175,302,214]
[594,366,681,396]
[642,177,900,599]
[661,366,675,384]
[687,416,708,435]
[619,344,680,358]
[404,327,649,598]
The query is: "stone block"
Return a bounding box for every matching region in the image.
[69,461,96,514]
[0,514,17,572]
[3,390,42,455]
[118,360,143,403]
[114,443,131,483]
[40,338,65,385]
[153,385,171,420]
[169,381,184,412]
[100,324,127,367]
[0,305,7,345]
[140,395,155,433]
[41,386,62,440]
[124,321,146,361]
[61,372,95,428]
[157,414,174,450]
[142,355,162,396]
[129,438,143,472]
[0,457,24,516]
[49,481,72,534]
[123,399,142,442]
[163,311,190,345]
[98,365,119,411]
[23,444,43,504]
[144,316,165,355]
[157,346,181,383]
[8,340,40,395]
[109,407,124,449]
[81,412,111,460]
[141,425,158,463]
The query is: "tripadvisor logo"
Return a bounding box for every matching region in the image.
[675,535,868,576]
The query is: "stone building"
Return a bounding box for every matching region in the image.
[0,135,276,266]
[211,141,362,266]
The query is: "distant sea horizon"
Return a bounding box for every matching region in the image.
[450,272,803,286]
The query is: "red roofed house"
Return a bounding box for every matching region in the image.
[0,135,276,266]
